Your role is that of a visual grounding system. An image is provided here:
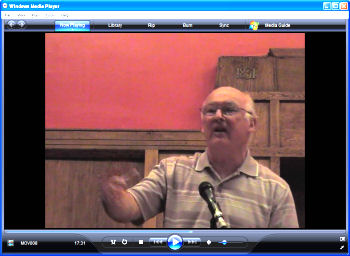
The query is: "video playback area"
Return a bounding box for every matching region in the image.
[2,19,347,255]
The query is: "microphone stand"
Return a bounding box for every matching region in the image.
[198,181,230,228]
[209,201,230,228]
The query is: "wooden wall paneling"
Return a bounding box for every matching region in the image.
[47,145,206,151]
[46,149,145,161]
[250,92,305,101]
[142,149,160,228]
[215,56,275,91]
[270,157,281,175]
[255,157,271,169]
[46,130,304,157]
[46,130,206,151]
[272,55,279,91]
[144,149,159,177]
[46,146,304,157]
[253,56,276,91]
[250,101,269,147]
[280,102,305,149]
[46,139,206,147]
[158,151,199,161]
[269,48,305,57]
[45,159,144,228]
[269,99,280,148]
[275,57,305,92]
[216,56,252,89]
[46,130,204,140]
[250,147,304,157]
[45,160,71,228]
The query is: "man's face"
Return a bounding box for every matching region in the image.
[200,89,256,149]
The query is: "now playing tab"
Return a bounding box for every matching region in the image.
[55,21,90,32]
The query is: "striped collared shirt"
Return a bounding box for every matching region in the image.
[128,150,299,228]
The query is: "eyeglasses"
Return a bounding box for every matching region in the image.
[201,105,253,118]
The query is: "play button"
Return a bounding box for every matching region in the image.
[167,235,183,250]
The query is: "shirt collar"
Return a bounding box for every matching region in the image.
[195,149,259,177]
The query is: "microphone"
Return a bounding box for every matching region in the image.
[198,181,230,228]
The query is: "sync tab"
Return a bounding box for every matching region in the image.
[219,23,230,28]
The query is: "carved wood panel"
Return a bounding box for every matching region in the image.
[45,159,144,228]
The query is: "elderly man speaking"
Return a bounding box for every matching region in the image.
[101,86,299,228]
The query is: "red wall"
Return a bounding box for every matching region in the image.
[45,33,304,130]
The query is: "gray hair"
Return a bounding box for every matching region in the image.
[243,92,257,121]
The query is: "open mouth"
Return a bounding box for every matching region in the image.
[212,126,227,135]
[214,127,226,132]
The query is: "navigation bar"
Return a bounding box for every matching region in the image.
[3,19,346,32]
[0,1,347,11]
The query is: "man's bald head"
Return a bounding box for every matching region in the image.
[202,86,256,119]
[200,86,257,157]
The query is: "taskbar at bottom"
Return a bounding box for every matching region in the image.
[2,239,348,253]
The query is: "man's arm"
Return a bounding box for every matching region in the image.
[101,176,142,223]
[269,186,299,228]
